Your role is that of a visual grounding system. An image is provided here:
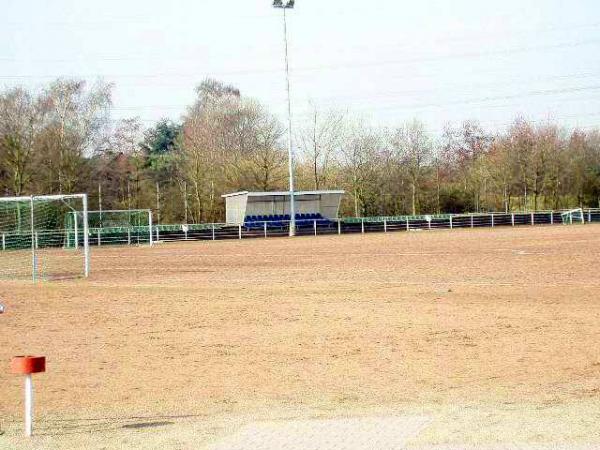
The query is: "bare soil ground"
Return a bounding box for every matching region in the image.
[1,225,600,449]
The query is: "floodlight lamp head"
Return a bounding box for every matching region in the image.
[273,0,294,8]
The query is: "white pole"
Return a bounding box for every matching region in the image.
[264,221,268,238]
[127,228,131,245]
[511,213,515,227]
[25,374,33,436]
[470,215,474,228]
[449,215,453,230]
[406,217,409,231]
[97,229,101,246]
[73,211,78,250]
[337,219,341,235]
[282,7,296,237]
[491,213,495,228]
[82,194,90,277]
[30,196,36,283]
[212,223,215,241]
[550,211,554,225]
[148,210,154,246]
[238,224,242,240]
[589,210,592,223]
[384,218,387,233]
[531,212,534,226]
[314,219,317,236]
[361,218,365,234]
[2,233,4,250]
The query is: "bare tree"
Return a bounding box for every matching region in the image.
[297,105,346,190]
[392,120,432,215]
[0,88,41,195]
[36,79,112,194]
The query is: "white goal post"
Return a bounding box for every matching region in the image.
[561,208,585,225]
[80,209,153,246]
[0,194,90,281]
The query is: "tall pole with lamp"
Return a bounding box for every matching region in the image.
[273,0,296,236]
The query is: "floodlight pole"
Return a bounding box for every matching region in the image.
[275,0,296,236]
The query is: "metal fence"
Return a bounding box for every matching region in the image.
[4,209,598,250]
[149,208,600,245]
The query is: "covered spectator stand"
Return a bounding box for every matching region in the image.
[222,190,344,230]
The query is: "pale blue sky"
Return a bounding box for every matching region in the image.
[2,0,600,134]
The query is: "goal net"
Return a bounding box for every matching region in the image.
[0,194,90,281]
[79,209,153,246]
[561,208,585,225]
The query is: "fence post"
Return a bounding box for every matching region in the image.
[35,232,39,249]
[184,226,188,241]
[384,218,387,233]
[97,229,101,246]
[212,224,215,241]
[314,219,317,236]
[337,219,341,235]
[238,224,242,240]
[491,213,494,228]
[2,233,4,251]
[361,218,365,234]
[449,215,453,230]
[470,215,474,228]
[406,217,410,231]
[589,210,592,223]
[155,226,159,243]
[550,211,554,225]
[511,213,515,227]
[127,228,131,245]
[264,221,267,238]
[531,212,535,226]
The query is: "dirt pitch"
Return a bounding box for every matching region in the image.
[1,225,600,449]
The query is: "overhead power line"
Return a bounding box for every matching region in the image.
[1,38,599,79]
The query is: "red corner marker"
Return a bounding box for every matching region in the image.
[11,356,46,436]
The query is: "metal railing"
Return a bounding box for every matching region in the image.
[3,209,599,250]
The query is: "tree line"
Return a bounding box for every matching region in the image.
[1,78,599,224]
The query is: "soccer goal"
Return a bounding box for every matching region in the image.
[0,194,90,281]
[80,209,153,246]
[561,208,585,225]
